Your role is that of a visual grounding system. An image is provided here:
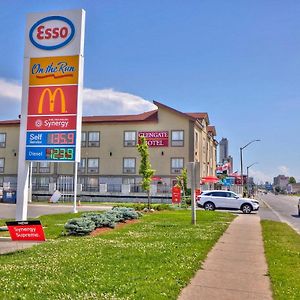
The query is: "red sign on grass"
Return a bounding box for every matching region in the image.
[6,220,45,241]
[172,186,181,204]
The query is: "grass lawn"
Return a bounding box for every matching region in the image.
[261,220,300,300]
[0,210,234,300]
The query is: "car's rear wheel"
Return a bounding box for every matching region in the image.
[204,202,215,211]
[241,203,253,214]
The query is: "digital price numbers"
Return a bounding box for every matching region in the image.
[46,147,75,160]
[47,132,75,145]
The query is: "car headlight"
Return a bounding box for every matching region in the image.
[251,201,259,205]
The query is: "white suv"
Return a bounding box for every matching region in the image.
[196,190,259,214]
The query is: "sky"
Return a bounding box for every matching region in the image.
[0,0,299,184]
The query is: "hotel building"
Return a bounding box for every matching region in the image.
[0,101,217,200]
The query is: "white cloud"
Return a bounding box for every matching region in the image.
[83,88,156,115]
[0,78,22,101]
[277,165,289,176]
[249,169,272,184]
[0,77,157,116]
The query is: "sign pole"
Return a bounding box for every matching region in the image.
[73,161,78,213]
[16,58,30,221]
[191,162,196,225]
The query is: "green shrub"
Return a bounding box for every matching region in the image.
[64,218,95,236]
[65,207,141,236]
[112,207,141,219]
[82,213,116,228]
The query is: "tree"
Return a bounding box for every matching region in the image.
[289,177,296,184]
[176,168,188,196]
[137,136,155,209]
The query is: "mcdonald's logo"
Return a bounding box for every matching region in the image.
[28,85,78,116]
[38,88,66,114]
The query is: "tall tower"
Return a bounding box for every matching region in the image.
[219,138,228,163]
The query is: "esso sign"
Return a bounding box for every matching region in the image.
[29,16,75,50]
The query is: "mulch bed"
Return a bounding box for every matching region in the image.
[90,219,140,237]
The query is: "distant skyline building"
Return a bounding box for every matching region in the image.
[227,155,233,174]
[219,138,228,163]
[273,175,289,191]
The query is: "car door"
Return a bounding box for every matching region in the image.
[224,192,240,209]
[210,191,227,208]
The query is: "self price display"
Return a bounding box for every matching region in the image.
[47,132,75,145]
[26,131,76,146]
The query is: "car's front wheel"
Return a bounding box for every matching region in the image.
[204,202,215,211]
[241,203,253,214]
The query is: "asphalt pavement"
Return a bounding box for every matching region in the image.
[257,193,300,234]
[0,202,112,219]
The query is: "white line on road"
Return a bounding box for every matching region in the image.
[260,197,300,234]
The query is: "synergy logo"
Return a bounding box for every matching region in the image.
[29,16,75,50]
[27,116,77,131]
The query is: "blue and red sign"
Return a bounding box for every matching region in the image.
[29,16,75,50]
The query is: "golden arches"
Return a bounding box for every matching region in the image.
[38,88,66,114]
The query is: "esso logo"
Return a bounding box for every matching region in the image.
[29,16,75,50]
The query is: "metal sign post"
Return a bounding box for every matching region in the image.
[187,162,200,225]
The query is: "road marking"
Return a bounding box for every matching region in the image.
[260,197,300,235]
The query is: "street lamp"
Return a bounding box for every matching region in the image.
[246,162,258,197]
[240,139,260,196]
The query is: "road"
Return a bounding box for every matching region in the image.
[0,203,112,219]
[258,193,300,234]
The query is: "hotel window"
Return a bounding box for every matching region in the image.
[39,162,50,173]
[78,158,86,174]
[87,177,99,192]
[124,131,137,147]
[171,158,184,174]
[81,132,87,147]
[0,158,4,173]
[123,158,136,174]
[195,132,199,149]
[31,162,38,173]
[171,130,184,146]
[0,133,6,148]
[87,158,99,174]
[88,131,100,147]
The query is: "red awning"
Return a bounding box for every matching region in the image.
[200,176,220,184]
[151,176,162,181]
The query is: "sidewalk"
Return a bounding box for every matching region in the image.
[178,214,273,300]
[0,237,39,255]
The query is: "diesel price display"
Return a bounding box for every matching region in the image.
[46,147,74,160]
